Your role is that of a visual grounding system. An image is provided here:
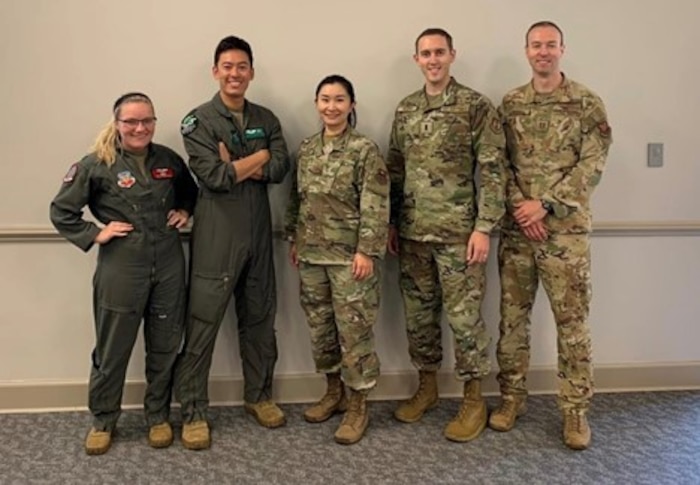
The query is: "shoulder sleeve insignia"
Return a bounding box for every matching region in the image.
[63,163,78,183]
[180,113,198,136]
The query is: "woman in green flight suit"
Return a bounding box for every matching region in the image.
[50,92,198,455]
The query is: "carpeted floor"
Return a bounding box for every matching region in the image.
[1,391,698,484]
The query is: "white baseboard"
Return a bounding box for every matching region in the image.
[2,362,699,413]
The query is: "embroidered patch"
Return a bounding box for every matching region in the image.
[63,163,78,183]
[151,167,174,179]
[245,127,266,140]
[598,121,611,137]
[180,114,198,135]
[117,170,136,189]
[375,168,388,186]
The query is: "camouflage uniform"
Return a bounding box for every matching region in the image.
[285,127,389,390]
[387,77,506,380]
[497,75,612,411]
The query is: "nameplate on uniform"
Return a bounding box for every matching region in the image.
[245,127,266,140]
[151,167,174,179]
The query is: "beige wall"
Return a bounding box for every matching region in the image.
[1,1,699,405]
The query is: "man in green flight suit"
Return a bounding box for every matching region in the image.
[174,35,290,450]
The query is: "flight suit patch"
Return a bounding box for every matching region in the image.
[180,114,198,135]
[245,127,266,140]
[151,167,174,179]
[117,170,136,189]
[63,163,78,183]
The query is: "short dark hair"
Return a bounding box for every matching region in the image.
[415,28,453,53]
[214,35,254,67]
[525,21,564,46]
[315,74,357,128]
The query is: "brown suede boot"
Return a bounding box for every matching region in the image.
[334,389,369,445]
[148,422,174,448]
[85,427,112,455]
[304,373,347,423]
[244,401,286,428]
[181,420,210,450]
[444,379,487,442]
[488,395,526,432]
[563,411,591,450]
[394,371,438,423]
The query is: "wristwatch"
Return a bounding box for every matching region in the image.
[541,200,554,215]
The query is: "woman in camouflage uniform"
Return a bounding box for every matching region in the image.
[285,75,389,444]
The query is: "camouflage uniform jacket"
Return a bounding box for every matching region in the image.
[500,75,612,234]
[387,77,506,243]
[285,127,389,265]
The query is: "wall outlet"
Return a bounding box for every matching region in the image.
[647,143,664,167]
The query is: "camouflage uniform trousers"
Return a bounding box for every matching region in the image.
[398,239,490,380]
[298,262,381,391]
[497,231,593,411]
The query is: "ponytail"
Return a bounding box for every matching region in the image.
[91,119,119,165]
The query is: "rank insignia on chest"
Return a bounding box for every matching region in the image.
[151,167,174,179]
[536,119,550,132]
[117,170,136,189]
[421,121,433,136]
[322,143,333,156]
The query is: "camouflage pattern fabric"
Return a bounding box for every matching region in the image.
[286,127,389,264]
[500,75,612,234]
[497,232,593,411]
[497,75,611,411]
[399,239,490,380]
[387,77,506,242]
[298,262,381,391]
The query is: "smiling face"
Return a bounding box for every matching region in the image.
[213,49,254,102]
[414,34,455,92]
[525,25,565,77]
[316,82,355,133]
[115,101,156,152]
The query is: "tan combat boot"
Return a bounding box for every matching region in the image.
[148,422,173,448]
[444,379,487,442]
[244,400,286,428]
[334,389,369,445]
[488,395,526,432]
[304,372,347,423]
[181,420,210,450]
[394,370,438,423]
[85,427,112,455]
[563,411,591,450]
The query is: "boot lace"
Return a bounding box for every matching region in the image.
[565,413,584,433]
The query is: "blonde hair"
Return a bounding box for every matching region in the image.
[91,93,154,165]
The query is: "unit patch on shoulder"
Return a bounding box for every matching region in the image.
[63,163,78,183]
[180,114,198,135]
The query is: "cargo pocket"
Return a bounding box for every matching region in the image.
[146,306,184,353]
[189,272,230,324]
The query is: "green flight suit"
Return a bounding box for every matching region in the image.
[174,93,290,422]
[50,144,198,431]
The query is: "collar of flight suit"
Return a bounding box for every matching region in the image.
[211,92,249,120]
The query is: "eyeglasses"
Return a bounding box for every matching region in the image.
[118,117,157,128]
